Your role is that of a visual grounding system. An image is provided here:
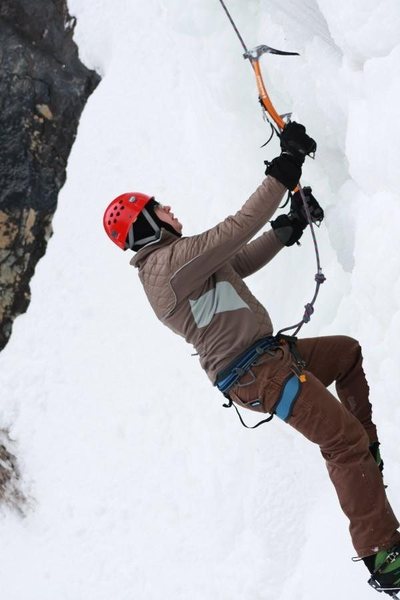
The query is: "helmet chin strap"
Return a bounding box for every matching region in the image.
[126,203,182,251]
[126,207,161,249]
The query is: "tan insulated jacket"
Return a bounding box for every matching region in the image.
[130,176,287,383]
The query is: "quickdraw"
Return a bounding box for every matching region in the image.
[218,0,326,336]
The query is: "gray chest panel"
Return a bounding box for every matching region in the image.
[189,281,250,328]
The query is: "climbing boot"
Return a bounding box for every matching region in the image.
[364,544,400,595]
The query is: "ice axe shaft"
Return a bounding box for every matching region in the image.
[217,0,326,337]
[244,46,299,130]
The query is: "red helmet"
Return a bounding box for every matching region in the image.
[103,192,152,250]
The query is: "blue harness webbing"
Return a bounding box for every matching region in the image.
[273,374,302,421]
[215,334,304,429]
[215,335,279,394]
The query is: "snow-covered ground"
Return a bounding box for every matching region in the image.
[1,1,400,598]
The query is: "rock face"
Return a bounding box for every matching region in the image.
[0,430,27,512]
[0,0,100,351]
[0,1,100,509]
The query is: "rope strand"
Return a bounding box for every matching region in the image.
[217,0,249,53]
[277,183,326,337]
[217,0,326,337]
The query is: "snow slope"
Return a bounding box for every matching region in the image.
[1,1,400,599]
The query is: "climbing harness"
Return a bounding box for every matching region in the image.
[216,335,279,395]
[273,373,302,421]
[217,0,326,337]
[215,334,306,429]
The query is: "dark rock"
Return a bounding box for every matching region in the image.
[0,0,100,350]
[0,430,27,513]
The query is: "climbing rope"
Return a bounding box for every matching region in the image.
[217,0,326,336]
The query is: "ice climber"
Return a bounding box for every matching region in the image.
[103,122,400,595]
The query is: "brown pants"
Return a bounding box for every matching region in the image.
[229,335,400,556]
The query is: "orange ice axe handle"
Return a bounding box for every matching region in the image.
[243,45,299,131]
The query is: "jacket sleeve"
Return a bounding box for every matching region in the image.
[229,229,284,278]
[169,176,286,301]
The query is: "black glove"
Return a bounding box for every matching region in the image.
[265,154,301,191]
[265,122,317,190]
[280,122,317,165]
[290,187,324,227]
[271,187,323,247]
[271,213,304,246]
